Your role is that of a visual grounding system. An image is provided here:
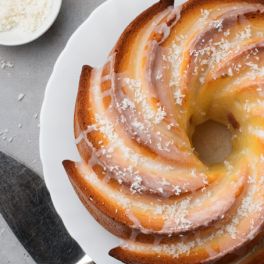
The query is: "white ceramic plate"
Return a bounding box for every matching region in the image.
[0,0,62,46]
[40,1,182,263]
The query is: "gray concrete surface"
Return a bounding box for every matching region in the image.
[0,1,104,263]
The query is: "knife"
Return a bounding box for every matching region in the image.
[0,151,93,264]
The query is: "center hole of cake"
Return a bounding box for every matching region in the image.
[192,120,232,165]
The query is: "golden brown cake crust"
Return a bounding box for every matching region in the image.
[63,160,132,239]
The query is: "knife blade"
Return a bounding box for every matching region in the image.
[0,151,86,264]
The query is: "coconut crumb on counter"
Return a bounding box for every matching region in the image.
[34,113,39,119]
[0,59,14,69]
[17,93,25,102]
[8,137,14,143]
[0,129,15,144]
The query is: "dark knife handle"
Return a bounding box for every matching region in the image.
[0,152,84,264]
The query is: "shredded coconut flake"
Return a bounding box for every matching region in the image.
[210,19,223,32]
[0,0,52,33]
[95,114,117,141]
[17,93,25,102]
[0,59,14,69]
[154,106,167,124]
[236,25,252,41]
[120,98,135,111]
[174,89,185,105]
[200,9,210,20]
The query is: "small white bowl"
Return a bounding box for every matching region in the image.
[0,0,62,46]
